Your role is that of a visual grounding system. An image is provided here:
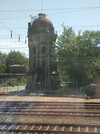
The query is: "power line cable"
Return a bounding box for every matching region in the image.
[0,16,29,20]
[0,6,99,12]
[0,21,19,35]
[0,21,27,37]
[0,7,99,20]
[0,21,27,43]
[0,26,26,29]
[55,24,100,29]
[48,7,99,15]
[0,47,28,49]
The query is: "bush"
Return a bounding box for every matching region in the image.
[0,63,6,74]
[0,78,27,87]
[84,86,94,97]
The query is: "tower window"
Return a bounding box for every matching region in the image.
[33,58,36,67]
[42,60,45,66]
[42,46,46,53]
[33,47,36,53]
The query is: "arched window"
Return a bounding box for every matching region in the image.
[33,58,36,67]
[42,46,46,53]
[42,60,45,66]
[33,47,36,53]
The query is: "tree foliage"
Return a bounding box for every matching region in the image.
[0,51,29,74]
[5,51,29,73]
[0,51,7,74]
[0,51,7,64]
[56,26,100,87]
[0,63,6,74]
[6,51,28,66]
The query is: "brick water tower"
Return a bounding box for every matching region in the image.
[27,13,59,91]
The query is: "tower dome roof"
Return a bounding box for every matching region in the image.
[32,13,54,32]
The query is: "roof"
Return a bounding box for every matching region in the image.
[32,13,54,31]
[9,64,25,67]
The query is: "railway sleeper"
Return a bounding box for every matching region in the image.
[0,124,100,133]
[0,129,100,134]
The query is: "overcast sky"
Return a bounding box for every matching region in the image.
[0,0,100,56]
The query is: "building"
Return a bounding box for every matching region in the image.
[27,13,59,91]
[8,64,26,74]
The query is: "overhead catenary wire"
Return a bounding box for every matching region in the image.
[0,21,27,37]
[0,21,18,35]
[0,5,99,36]
[0,6,99,12]
[0,23,99,43]
[0,6,99,54]
[47,9,86,15]
[0,20,27,43]
[0,7,99,20]
[0,47,28,49]
[0,22,100,36]
[0,16,29,20]
[47,6,100,15]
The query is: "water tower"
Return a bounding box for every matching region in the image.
[27,13,59,91]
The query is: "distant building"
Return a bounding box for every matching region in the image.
[8,64,26,74]
[27,13,59,91]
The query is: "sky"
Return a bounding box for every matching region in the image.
[0,0,100,57]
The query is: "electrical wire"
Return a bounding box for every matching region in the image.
[0,6,99,12]
[48,7,100,15]
[0,21,19,35]
[0,20,27,44]
[0,16,29,20]
[0,5,99,53]
[0,7,99,20]
[0,47,28,49]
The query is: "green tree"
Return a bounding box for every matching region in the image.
[56,26,100,87]
[0,62,6,74]
[6,51,29,72]
[0,51,7,64]
[83,30,100,44]
[0,51,7,74]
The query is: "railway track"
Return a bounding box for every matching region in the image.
[0,101,100,117]
[0,122,100,133]
[1,111,100,117]
[0,101,100,133]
